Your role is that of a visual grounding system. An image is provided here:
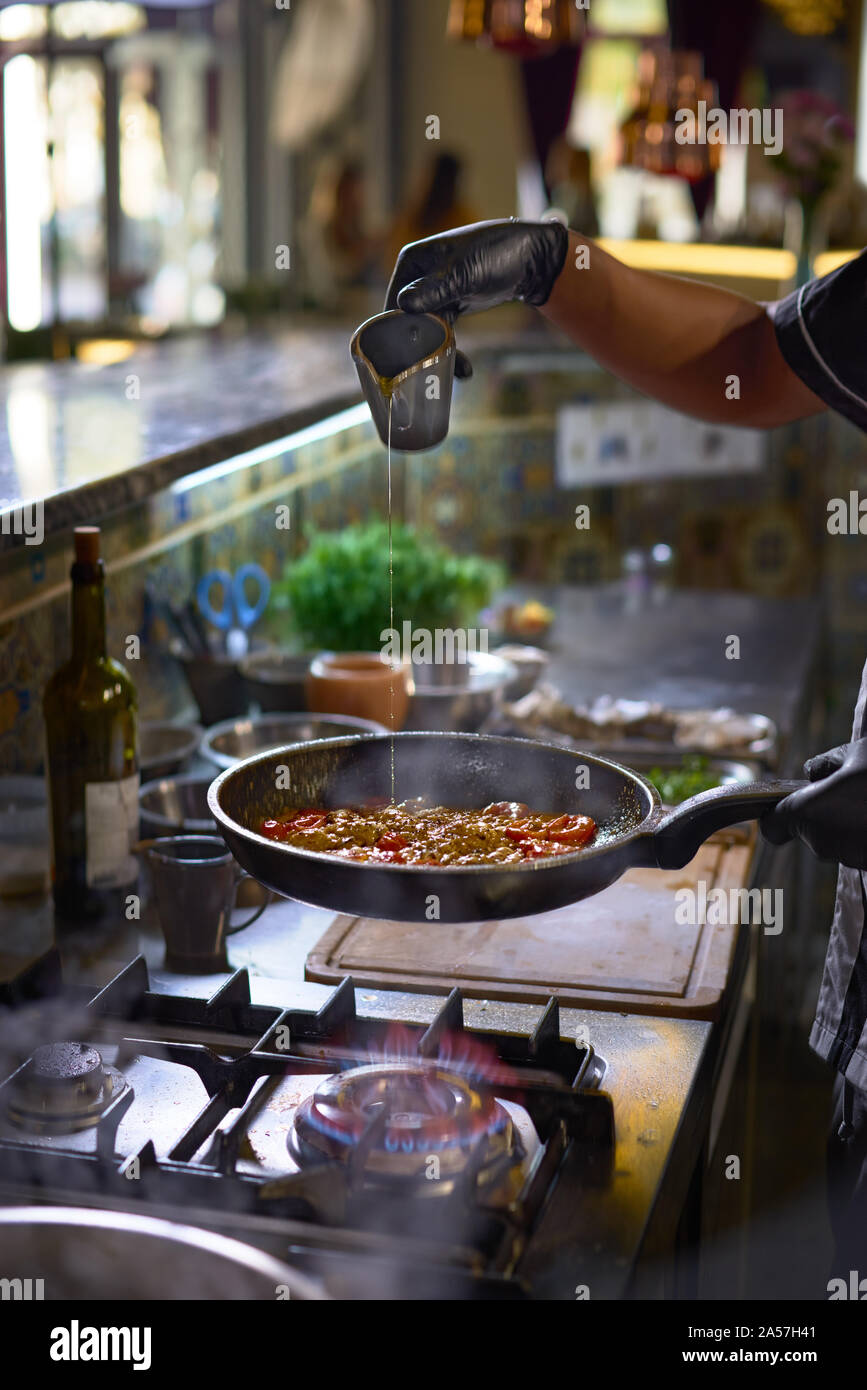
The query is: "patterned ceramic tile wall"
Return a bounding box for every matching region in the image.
[0,414,384,773]
[407,354,827,598]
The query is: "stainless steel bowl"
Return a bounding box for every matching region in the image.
[492,644,550,701]
[139,722,202,779]
[405,651,517,732]
[238,649,312,713]
[0,776,48,843]
[139,774,215,838]
[0,1206,326,1300]
[200,712,389,771]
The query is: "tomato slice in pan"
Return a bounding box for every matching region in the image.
[544,815,569,835]
[375,833,408,852]
[260,818,288,840]
[505,820,536,842]
[546,814,596,846]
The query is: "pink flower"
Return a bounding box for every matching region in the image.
[771,87,853,198]
[826,112,856,142]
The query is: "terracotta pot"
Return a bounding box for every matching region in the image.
[305,652,411,731]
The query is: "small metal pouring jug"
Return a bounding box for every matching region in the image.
[351,310,455,451]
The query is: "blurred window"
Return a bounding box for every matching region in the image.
[589,0,667,36]
[49,58,107,321]
[52,3,145,40]
[0,3,47,40]
[3,54,50,330]
[0,3,220,336]
[3,52,106,327]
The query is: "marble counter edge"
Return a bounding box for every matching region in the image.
[0,383,362,555]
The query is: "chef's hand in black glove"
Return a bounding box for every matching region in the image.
[760,737,867,869]
[384,218,570,380]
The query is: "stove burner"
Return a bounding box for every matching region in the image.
[289,1062,523,1192]
[7,1042,128,1134]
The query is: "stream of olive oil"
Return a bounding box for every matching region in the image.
[387,394,395,804]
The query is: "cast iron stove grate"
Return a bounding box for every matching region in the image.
[0,952,614,1298]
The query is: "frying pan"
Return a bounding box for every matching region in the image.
[208,733,804,924]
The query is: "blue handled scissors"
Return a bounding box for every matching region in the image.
[196,563,270,655]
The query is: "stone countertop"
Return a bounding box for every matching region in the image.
[508,584,823,766]
[0,326,361,553]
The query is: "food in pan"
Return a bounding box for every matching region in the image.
[259,800,597,866]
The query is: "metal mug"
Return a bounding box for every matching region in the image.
[350,309,455,451]
[147,835,268,972]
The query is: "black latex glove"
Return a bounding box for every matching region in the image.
[760,736,867,869]
[384,218,570,381]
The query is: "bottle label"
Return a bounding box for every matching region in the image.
[85,775,140,888]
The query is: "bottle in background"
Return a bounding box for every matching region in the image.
[43,526,139,923]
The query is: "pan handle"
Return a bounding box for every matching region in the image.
[646,779,806,870]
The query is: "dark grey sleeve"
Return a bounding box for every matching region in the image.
[767,250,867,433]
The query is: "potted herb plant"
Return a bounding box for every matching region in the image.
[272,521,504,654]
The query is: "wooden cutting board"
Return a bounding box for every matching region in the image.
[305,830,755,1019]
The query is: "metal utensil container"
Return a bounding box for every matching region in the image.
[405,652,517,731]
[139,774,216,838]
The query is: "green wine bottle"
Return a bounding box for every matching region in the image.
[43,526,139,923]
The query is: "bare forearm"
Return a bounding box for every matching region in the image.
[540,232,826,428]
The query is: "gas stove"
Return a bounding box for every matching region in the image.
[0,950,616,1299]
